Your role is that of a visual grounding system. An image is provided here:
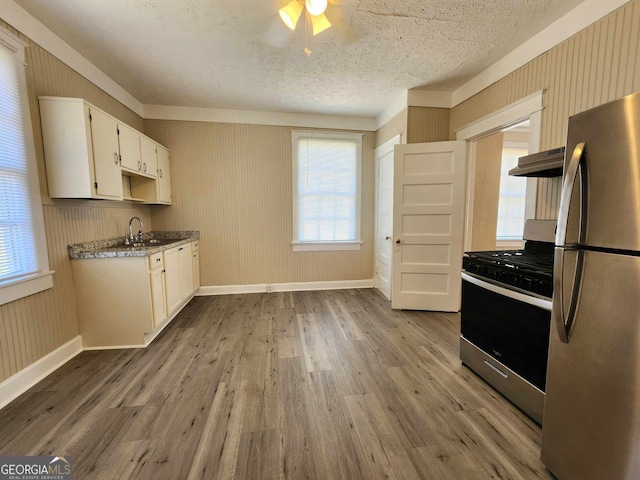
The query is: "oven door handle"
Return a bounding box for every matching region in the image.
[461,272,552,311]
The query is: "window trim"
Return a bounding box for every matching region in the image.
[0,27,54,306]
[291,130,363,252]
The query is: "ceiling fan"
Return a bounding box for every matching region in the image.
[279,0,332,55]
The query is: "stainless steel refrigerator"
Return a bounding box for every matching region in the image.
[541,91,640,479]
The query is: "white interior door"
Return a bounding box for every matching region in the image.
[374,136,399,300]
[392,141,467,311]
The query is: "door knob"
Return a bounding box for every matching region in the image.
[385,236,391,240]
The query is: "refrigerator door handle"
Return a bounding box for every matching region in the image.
[556,142,586,246]
[553,247,585,343]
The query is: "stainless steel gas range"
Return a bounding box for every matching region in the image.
[460,219,556,424]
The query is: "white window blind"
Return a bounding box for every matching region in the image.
[0,27,52,306]
[292,131,362,251]
[496,146,529,240]
[0,42,38,282]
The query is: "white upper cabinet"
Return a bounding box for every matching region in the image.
[157,145,172,204]
[118,123,142,173]
[140,136,158,178]
[39,96,169,203]
[88,108,122,199]
[39,97,122,200]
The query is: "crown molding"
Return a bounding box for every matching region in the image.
[143,104,377,131]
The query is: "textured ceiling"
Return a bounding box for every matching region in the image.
[13,0,587,117]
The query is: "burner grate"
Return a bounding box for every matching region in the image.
[465,250,553,274]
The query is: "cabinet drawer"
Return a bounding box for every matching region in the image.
[191,240,199,252]
[149,252,164,269]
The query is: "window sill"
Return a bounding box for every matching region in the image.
[292,241,363,252]
[0,271,55,306]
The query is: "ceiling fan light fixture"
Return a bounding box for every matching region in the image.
[305,0,327,16]
[279,0,303,30]
[311,13,331,36]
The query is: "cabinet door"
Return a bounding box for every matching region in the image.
[118,124,142,172]
[157,146,172,204]
[164,247,181,313]
[140,136,158,178]
[192,249,200,292]
[150,267,167,328]
[178,244,193,300]
[89,108,122,199]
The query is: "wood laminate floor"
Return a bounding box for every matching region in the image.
[0,289,554,479]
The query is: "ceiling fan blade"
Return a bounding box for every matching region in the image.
[310,12,331,36]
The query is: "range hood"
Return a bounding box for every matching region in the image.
[508,147,565,177]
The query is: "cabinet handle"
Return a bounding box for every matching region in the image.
[137,160,141,171]
[143,162,147,173]
[114,152,118,164]
[159,169,163,178]
[179,247,184,251]
[156,258,161,262]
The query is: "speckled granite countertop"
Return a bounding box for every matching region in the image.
[68,231,200,259]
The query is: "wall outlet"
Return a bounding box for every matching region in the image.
[266,284,273,293]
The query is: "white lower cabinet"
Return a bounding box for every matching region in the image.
[192,242,200,292]
[164,246,181,314]
[72,240,200,348]
[178,244,193,299]
[150,260,167,329]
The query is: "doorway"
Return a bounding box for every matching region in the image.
[468,121,532,251]
[373,135,400,300]
[458,90,543,252]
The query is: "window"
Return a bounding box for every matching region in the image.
[291,131,363,251]
[0,27,53,305]
[496,142,529,241]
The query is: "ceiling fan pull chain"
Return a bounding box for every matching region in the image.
[304,13,312,56]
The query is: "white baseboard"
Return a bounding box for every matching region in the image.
[197,279,374,296]
[0,335,83,410]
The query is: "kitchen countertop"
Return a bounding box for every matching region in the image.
[68,231,200,259]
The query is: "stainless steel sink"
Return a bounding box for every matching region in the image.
[126,239,178,248]
[144,238,177,246]
[101,239,179,251]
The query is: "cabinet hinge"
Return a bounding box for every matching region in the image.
[94,182,98,189]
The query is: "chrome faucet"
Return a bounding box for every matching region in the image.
[128,216,144,243]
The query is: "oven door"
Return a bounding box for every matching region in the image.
[460,272,552,391]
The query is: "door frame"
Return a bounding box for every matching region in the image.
[456,90,544,251]
[373,134,401,298]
